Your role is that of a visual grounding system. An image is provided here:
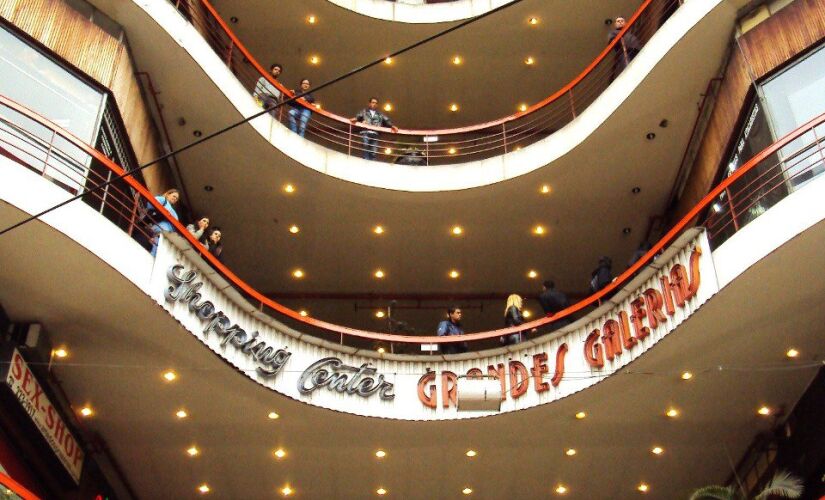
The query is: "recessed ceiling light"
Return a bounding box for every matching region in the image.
[79,406,94,417]
[288,225,300,234]
[373,225,385,235]
[198,484,210,494]
[377,347,386,353]
[681,371,693,380]
[283,184,295,193]
[187,446,200,457]
[268,411,280,420]
[448,147,457,154]
[451,225,463,236]
[374,269,385,279]
[203,185,213,192]
[646,132,656,140]
[540,184,551,194]
[53,347,68,358]
[376,488,387,495]
[575,411,587,419]
[274,448,287,459]
[623,227,632,235]
[193,130,202,137]
[176,409,188,419]
[523,310,532,318]
[449,103,459,112]
[462,488,473,495]
[452,56,462,65]
[555,484,568,494]
[519,103,528,112]
[383,103,393,112]
[163,370,177,382]
[384,148,392,154]
[638,483,650,493]
[465,450,477,457]
[375,449,386,458]
[449,270,460,279]
[292,269,305,279]
[307,14,316,24]
[665,408,679,418]
[384,57,393,65]
[632,186,641,194]
[314,103,322,110]
[565,448,576,456]
[786,348,799,358]
[527,270,538,278]
[528,16,539,25]
[375,310,386,319]
[309,55,320,65]
[757,406,771,416]
[651,446,664,455]
[524,56,535,65]
[533,225,546,235]
[298,310,308,317]
[280,485,294,496]
[229,16,238,23]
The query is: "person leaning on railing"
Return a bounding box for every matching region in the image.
[201,227,223,262]
[146,188,180,256]
[350,97,398,161]
[538,280,570,330]
[436,306,467,354]
[607,16,641,79]
[287,78,315,137]
[253,63,283,117]
[501,294,526,345]
[186,215,210,240]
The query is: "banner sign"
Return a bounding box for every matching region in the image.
[5,349,84,483]
[153,230,716,420]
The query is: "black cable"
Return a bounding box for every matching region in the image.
[0,0,525,237]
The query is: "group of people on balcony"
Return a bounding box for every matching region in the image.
[253,63,316,138]
[146,188,223,262]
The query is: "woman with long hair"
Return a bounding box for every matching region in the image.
[147,188,179,256]
[501,294,525,345]
[202,227,223,262]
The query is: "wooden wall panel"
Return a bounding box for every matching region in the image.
[674,0,825,221]
[0,0,172,193]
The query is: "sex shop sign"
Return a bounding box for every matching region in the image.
[153,229,717,420]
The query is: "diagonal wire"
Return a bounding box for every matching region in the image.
[0,0,525,237]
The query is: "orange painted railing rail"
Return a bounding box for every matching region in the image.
[1,93,824,345]
[0,471,41,500]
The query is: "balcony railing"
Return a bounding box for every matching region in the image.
[1,93,823,354]
[171,0,681,164]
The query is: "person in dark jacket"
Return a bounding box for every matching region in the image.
[590,256,613,294]
[501,294,525,345]
[538,280,571,330]
[436,306,467,354]
[287,78,315,137]
[608,16,642,79]
[202,227,223,262]
[350,97,398,160]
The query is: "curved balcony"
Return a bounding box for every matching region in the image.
[1,93,824,420]
[324,0,492,24]
[111,0,737,190]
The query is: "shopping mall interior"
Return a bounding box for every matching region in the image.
[0,0,824,497]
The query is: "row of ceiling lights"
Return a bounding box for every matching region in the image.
[55,344,800,496]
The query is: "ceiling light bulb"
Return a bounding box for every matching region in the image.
[452,56,462,65]
[449,103,459,112]
[163,370,177,382]
[80,406,93,417]
[274,448,287,459]
[375,310,386,319]
[651,446,664,455]
[198,484,210,494]
[449,270,460,279]
[540,184,551,194]
[527,270,538,278]
[309,55,320,65]
[268,412,280,420]
[288,225,300,234]
[681,371,693,380]
[638,483,650,493]
[465,450,477,457]
[518,103,528,112]
[462,488,473,495]
[525,56,535,65]
[373,225,385,234]
[187,446,200,456]
[786,348,799,358]
[314,103,322,109]
[383,103,393,112]
[377,347,385,354]
[555,485,568,494]
[665,408,679,418]
[374,270,385,279]
[757,406,771,416]
[281,486,293,496]
[575,411,587,419]
[384,57,393,65]
[565,448,576,456]
[376,488,387,495]
[176,409,188,419]
[384,148,392,154]
[307,15,316,24]
[292,269,304,279]
[283,184,295,193]
[448,147,457,154]
[529,16,539,25]
[375,450,386,458]
[533,225,546,235]
[53,347,68,358]
[523,310,532,318]
[298,310,308,317]
[451,225,463,235]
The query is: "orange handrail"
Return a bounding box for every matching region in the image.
[0,471,41,500]
[2,93,824,344]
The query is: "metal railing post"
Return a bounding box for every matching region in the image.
[725,187,739,231]
[568,89,577,118]
[502,124,508,154]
